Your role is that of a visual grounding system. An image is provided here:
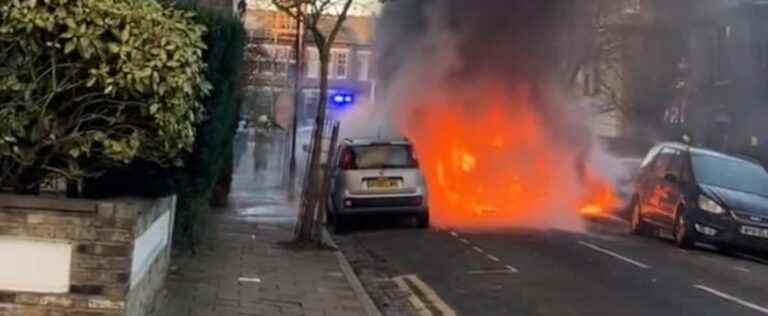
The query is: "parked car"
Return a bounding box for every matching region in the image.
[327,139,429,233]
[630,142,768,251]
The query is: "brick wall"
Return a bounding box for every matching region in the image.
[0,194,175,316]
[125,197,175,316]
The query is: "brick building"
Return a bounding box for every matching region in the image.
[243,8,376,127]
[572,0,768,159]
[671,1,768,158]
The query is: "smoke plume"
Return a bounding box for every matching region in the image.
[367,1,604,231]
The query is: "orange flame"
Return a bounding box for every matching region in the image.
[400,85,619,229]
[579,176,622,218]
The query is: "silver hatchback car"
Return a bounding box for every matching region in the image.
[327,139,429,232]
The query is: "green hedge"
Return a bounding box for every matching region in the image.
[167,9,245,252]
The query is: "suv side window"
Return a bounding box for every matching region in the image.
[652,147,678,178]
[654,147,685,179]
[664,149,684,178]
[641,145,663,170]
[677,151,693,183]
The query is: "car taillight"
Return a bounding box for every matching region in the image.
[340,151,354,170]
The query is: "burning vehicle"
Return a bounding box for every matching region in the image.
[397,85,622,230]
[371,0,632,231]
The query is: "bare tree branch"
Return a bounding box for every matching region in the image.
[326,0,353,49]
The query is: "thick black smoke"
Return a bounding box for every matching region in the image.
[377,0,566,89]
[376,0,591,151]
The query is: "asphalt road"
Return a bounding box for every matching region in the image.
[334,217,768,316]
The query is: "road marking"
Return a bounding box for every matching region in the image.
[472,246,484,254]
[459,238,470,244]
[467,268,516,275]
[735,252,768,265]
[504,264,519,273]
[694,285,768,315]
[449,231,459,238]
[486,255,500,262]
[578,241,651,269]
[238,277,261,283]
[393,277,429,315]
[733,266,751,273]
[393,274,458,316]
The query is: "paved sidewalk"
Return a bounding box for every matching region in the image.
[159,140,374,316]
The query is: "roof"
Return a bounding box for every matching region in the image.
[243,9,375,46]
[317,14,375,45]
[656,142,761,165]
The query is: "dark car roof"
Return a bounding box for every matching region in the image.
[656,142,760,166]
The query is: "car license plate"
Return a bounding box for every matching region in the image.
[367,178,399,189]
[740,226,768,239]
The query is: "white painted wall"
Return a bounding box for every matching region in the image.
[130,211,170,288]
[0,238,71,293]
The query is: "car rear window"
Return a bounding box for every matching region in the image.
[691,154,768,196]
[344,145,418,170]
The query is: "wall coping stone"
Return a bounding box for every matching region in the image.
[0,194,99,213]
[0,194,173,217]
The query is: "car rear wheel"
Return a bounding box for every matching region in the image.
[630,198,649,236]
[332,214,349,235]
[674,211,695,249]
[415,213,430,229]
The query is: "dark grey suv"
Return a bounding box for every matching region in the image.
[631,142,768,251]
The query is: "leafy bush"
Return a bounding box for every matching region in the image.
[0,0,210,192]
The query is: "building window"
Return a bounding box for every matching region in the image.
[583,73,592,96]
[333,49,349,79]
[714,25,731,83]
[358,51,371,81]
[278,46,292,76]
[275,12,296,30]
[306,48,319,79]
[582,65,600,96]
[624,0,641,14]
[258,59,273,75]
[275,62,287,76]
[258,45,293,77]
[303,89,320,121]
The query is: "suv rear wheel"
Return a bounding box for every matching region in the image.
[630,197,649,235]
[674,210,695,249]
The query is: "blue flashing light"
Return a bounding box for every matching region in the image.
[331,93,355,107]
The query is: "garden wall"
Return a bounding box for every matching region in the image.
[0,194,175,316]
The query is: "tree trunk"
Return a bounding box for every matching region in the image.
[295,46,331,242]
